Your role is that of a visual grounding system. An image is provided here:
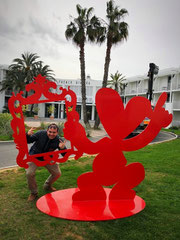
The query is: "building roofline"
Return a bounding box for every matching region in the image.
[126,67,180,82]
[0,64,9,70]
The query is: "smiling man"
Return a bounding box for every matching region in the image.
[26,123,67,202]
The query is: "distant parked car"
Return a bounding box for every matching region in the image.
[138,105,154,129]
[126,105,154,138]
[140,117,150,128]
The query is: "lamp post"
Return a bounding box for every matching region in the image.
[147,63,159,102]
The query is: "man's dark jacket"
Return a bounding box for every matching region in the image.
[26,130,66,158]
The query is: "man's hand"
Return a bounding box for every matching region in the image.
[28,127,36,136]
[59,139,66,149]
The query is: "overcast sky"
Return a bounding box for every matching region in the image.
[0,0,180,80]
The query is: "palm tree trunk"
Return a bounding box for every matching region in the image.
[115,82,118,92]
[102,40,112,87]
[94,40,112,129]
[79,43,90,128]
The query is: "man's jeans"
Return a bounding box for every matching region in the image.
[26,162,61,194]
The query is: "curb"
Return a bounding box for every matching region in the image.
[0,165,19,172]
[0,131,178,172]
[0,154,95,172]
[0,140,14,144]
[149,132,177,145]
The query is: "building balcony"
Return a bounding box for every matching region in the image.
[172,120,180,127]
[138,88,148,94]
[86,97,93,103]
[125,89,137,95]
[172,83,180,91]
[173,101,180,110]
[154,86,170,92]
[137,87,143,93]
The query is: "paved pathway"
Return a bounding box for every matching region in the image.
[0,126,107,170]
[0,120,177,170]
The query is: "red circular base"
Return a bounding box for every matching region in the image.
[36,188,145,221]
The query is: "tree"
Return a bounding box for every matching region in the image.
[0,52,55,96]
[107,71,126,93]
[0,69,26,93]
[34,61,56,82]
[94,0,129,129]
[0,52,56,115]
[65,4,105,127]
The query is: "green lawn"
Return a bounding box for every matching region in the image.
[0,139,180,240]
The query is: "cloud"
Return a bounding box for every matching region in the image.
[0,0,180,79]
[28,16,66,45]
[0,15,16,37]
[0,0,69,67]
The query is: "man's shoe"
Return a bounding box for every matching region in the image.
[27,193,38,202]
[44,186,57,191]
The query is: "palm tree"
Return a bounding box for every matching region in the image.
[0,52,56,115]
[65,4,105,127]
[94,0,129,129]
[10,52,41,87]
[0,69,26,93]
[102,0,128,87]
[34,61,56,82]
[0,52,55,95]
[107,71,126,93]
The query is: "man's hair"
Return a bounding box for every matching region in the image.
[47,123,59,132]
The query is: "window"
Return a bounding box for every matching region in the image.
[167,76,171,90]
[76,105,81,119]
[5,96,10,107]
[166,93,170,103]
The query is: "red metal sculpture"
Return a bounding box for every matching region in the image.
[64,88,172,202]
[8,75,172,221]
[8,74,79,168]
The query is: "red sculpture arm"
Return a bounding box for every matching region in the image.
[121,92,173,151]
[64,116,111,155]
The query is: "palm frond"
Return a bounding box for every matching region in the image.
[107,71,126,92]
[65,22,77,39]
[76,4,82,16]
[86,7,94,21]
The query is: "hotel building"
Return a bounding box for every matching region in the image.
[0,65,180,127]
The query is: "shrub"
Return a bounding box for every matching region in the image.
[40,121,49,130]
[2,106,10,113]
[57,122,64,137]
[171,126,179,130]
[0,113,13,139]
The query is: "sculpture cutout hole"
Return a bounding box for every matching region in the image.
[14,100,20,108]
[16,127,19,135]
[24,101,69,157]
[65,94,72,102]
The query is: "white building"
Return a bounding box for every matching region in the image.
[122,67,180,127]
[0,65,102,121]
[0,64,180,126]
[40,76,102,121]
[0,65,9,112]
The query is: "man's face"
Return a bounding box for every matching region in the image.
[47,127,58,139]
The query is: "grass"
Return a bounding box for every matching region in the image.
[0,135,13,141]
[0,139,180,240]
